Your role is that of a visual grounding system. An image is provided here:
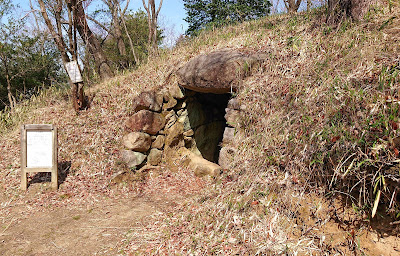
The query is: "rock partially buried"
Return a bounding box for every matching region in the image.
[176,49,265,94]
[222,127,236,145]
[125,110,165,135]
[225,108,241,128]
[218,146,236,169]
[151,135,165,149]
[120,150,147,168]
[178,148,222,177]
[122,132,151,152]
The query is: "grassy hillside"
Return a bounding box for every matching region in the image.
[1,2,400,255]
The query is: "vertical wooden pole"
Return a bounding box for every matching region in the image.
[20,125,27,191]
[51,126,58,190]
[21,171,27,191]
[72,82,79,111]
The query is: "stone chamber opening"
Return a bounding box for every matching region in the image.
[180,90,231,163]
[122,84,240,173]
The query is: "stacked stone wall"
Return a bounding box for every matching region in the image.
[120,49,261,176]
[121,83,242,176]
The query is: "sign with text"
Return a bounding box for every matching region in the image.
[21,124,58,190]
[26,131,53,168]
[65,61,83,83]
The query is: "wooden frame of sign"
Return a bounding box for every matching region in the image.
[21,124,58,191]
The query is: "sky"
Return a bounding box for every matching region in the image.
[140,0,189,45]
[13,0,188,46]
[109,0,189,45]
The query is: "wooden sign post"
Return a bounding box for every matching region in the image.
[65,61,86,111]
[65,61,83,84]
[21,124,58,190]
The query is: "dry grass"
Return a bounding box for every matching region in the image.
[1,2,400,255]
[234,4,400,212]
[123,3,400,254]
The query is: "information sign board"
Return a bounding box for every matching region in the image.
[21,124,58,190]
[26,131,53,167]
[65,61,83,83]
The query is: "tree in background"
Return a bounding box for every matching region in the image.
[283,0,302,13]
[0,0,63,110]
[36,0,114,80]
[141,0,163,55]
[101,10,164,69]
[37,0,85,111]
[326,0,375,23]
[88,0,140,67]
[36,0,116,111]
[183,0,272,36]
[72,0,114,80]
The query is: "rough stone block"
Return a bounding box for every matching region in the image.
[227,98,240,110]
[165,122,184,149]
[131,91,163,113]
[225,108,241,128]
[177,148,222,177]
[120,150,147,168]
[152,135,165,149]
[183,129,194,137]
[163,95,178,110]
[218,146,236,169]
[148,148,162,166]
[122,132,151,152]
[169,83,185,99]
[222,127,236,145]
[176,49,265,93]
[125,110,165,135]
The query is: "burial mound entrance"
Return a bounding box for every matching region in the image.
[181,91,231,163]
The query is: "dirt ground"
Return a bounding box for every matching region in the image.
[291,194,400,255]
[1,175,400,255]
[0,186,176,256]
[0,163,205,256]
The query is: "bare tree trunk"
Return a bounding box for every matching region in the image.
[37,0,87,112]
[327,0,352,23]
[284,0,302,13]
[112,1,126,57]
[37,0,70,64]
[0,45,16,110]
[6,72,16,110]
[66,0,78,60]
[142,0,163,55]
[71,82,85,111]
[72,0,114,80]
[116,1,139,65]
[327,0,376,22]
[104,0,126,57]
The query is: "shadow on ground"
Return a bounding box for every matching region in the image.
[27,161,71,188]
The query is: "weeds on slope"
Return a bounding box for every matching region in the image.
[123,3,400,254]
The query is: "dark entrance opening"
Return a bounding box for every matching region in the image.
[184,91,230,163]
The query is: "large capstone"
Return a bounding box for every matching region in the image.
[176,49,265,94]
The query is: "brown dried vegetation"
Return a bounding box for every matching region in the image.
[1,2,400,255]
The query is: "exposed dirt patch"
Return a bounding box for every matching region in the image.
[286,193,400,255]
[0,168,205,256]
[1,197,156,255]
